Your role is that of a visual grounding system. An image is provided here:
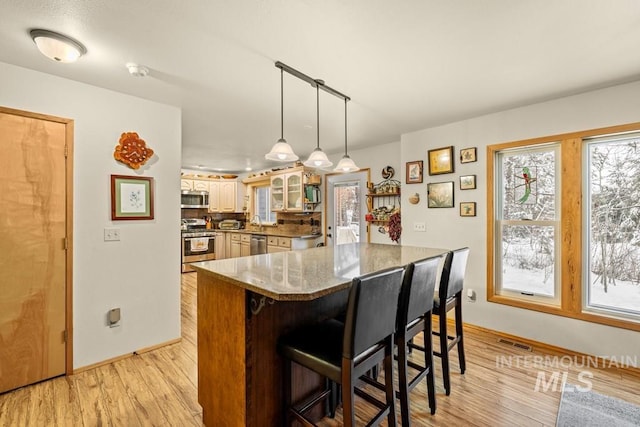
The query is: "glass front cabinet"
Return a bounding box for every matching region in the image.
[270,169,321,213]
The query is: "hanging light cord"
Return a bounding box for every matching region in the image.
[280,68,284,140]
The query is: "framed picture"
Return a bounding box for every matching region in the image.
[460,174,477,190]
[427,181,454,208]
[111,175,155,220]
[428,146,454,175]
[405,160,423,184]
[460,202,476,217]
[460,147,477,163]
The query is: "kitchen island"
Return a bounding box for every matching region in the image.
[192,242,449,426]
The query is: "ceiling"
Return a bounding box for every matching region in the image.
[2,1,640,173]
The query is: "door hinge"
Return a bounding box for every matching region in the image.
[64,237,68,250]
[64,145,68,157]
[63,330,68,343]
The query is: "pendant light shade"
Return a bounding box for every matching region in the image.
[30,29,86,63]
[304,83,333,169]
[266,68,298,161]
[334,98,359,172]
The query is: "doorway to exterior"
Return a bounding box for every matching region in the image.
[0,107,73,393]
[325,170,370,246]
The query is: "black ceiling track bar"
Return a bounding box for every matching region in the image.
[275,61,351,102]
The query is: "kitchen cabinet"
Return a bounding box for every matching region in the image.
[230,233,241,258]
[181,179,209,191]
[270,168,321,213]
[209,180,238,213]
[215,232,226,260]
[240,234,251,257]
[267,236,289,253]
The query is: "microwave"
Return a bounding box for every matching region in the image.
[181,190,209,208]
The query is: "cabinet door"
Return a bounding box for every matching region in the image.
[219,181,237,212]
[215,233,226,259]
[209,181,220,212]
[240,243,251,257]
[286,173,302,211]
[230,241,241,258]
[271,176,285,211]
[181,179,194,190]
[193,180,209,191]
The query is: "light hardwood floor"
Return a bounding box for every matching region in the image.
[1,272,639,426]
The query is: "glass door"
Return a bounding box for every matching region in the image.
[286,173,302,211]
[270,175,284,211]
[326,170,369,246]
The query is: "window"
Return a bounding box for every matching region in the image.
[495,145,560,304]
[488,123,640,331]
[585,133,640,318]
[254,184,276,224]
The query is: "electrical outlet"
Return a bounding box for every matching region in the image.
[413,222,426,232]
[104,228,121,241]
[466,289,476,302]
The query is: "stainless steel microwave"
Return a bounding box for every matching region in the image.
[181,190,209,208]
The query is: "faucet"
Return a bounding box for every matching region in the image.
[251,215,262,231]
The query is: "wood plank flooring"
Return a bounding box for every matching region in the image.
[1,272,639,426]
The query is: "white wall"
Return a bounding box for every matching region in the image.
[329,141,401,244]
[401,80,640,357]
[0,62,182,369]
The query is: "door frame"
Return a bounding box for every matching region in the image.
[323,168,371,246]
[1,106,74,374]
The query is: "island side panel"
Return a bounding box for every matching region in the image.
[197,273,247,427]
[246,290,349,426]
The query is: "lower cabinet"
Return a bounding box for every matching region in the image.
[230,234,241,258]
[267,236,290,253]
[240,234,251,257]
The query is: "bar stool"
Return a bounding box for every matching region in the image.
[360,256,440,425]
[278,266,404,427]
[432,247,469,396]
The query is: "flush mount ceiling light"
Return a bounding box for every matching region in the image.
[126,63,150,77]
[334,98,359,172]
[303,81,333,169]
[265,67,299,162]
[30,29,86,63]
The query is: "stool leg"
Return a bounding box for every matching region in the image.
[439,311,451,396]
[282,359,292,427]
[384,336,398,426]
[425,316,436,414]
[455,296,466,374]
[342,359,356,427]
[396,334,410,426]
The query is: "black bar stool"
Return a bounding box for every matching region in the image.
[278,266,404,427]
[360,256,441,425]
[432,247,470,396]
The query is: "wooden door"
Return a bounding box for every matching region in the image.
[0,107,71,394]
[219,181,236,212]
[208,181,220,212]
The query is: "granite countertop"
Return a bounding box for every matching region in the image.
[191,243,449,301]
[221,229,322,239]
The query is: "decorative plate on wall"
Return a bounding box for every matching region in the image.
[114,132,154,170]
[382,166,395,179]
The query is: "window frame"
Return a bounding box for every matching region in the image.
[487,122,640,332]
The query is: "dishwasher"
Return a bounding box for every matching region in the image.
[250,235,267,255]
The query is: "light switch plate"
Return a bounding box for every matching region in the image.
[104,228,121,241]
[413,222,426,232]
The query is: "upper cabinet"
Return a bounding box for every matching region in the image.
[181,178,209,192]
[270,168,321,213]
[209,180,238,213]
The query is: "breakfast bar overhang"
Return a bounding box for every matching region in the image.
[193,243,449,426]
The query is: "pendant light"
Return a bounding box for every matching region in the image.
[334,98,359,172]
[303,82,333,169]
[265,67,298,161]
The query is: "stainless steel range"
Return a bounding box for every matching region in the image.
[181,219,216,273]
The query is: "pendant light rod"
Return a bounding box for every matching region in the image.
[344,98,348,155]
[316,83,320,149]
[275,61,351,102]
[280,67,284,140]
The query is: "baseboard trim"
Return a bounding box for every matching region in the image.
[71,337,182,374]
[458,320,640,376]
